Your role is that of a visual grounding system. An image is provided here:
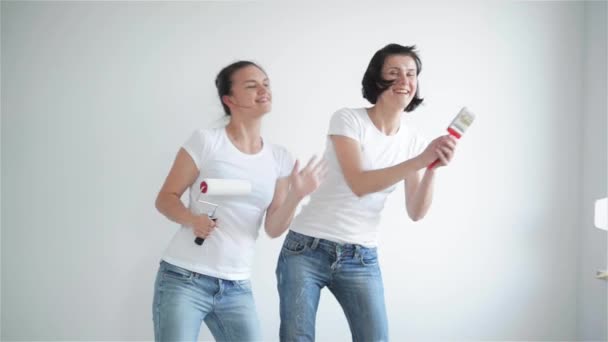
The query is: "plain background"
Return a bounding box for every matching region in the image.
[2,1,607,341]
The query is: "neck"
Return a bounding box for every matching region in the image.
[225,115,263,154]
[368,101,402,135]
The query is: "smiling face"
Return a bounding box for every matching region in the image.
[377,54,418,108]
[222,65,271,117]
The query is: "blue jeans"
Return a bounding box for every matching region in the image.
[276,231,388,342]
[152,261,262,341]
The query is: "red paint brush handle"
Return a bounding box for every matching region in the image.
[427,129,461,170]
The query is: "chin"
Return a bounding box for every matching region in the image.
[256,106,272,116]
[393,99,409,109]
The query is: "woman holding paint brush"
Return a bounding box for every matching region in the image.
[275,44,458,342]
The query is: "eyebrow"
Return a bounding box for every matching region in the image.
[385,66,416,71]
[384,68,417,74]
[244,78,269,83]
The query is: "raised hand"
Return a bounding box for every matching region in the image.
[289,156,327,200]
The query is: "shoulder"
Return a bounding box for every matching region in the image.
[200,127,223,139]
[329,107,368,129]
[331,107,366,121]
[183,127,224,157]
[191,127,224,145]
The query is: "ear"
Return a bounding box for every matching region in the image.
[222,95,233,108]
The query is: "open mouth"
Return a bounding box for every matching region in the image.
[393,88,410,95]
[256,97,271,103]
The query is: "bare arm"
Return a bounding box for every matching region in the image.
[403,169,435,221]
[264,158,326,238]
[331,135,434,197]
[404,135,457,221]
[155,148,216,238]
[263,177,300,238]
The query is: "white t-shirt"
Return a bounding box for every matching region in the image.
[162,127,293,280]
[290,107,427,247]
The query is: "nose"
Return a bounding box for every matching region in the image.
[395,71,407,85]
[258,85,269,95]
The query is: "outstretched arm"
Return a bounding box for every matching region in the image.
[331,135,438,197]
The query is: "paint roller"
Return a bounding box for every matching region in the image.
[194,179,252,245]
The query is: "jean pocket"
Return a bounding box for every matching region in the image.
[235,279,252,292]
[281,237,307,255]
[358,248,378,266]
[161,262,194,282]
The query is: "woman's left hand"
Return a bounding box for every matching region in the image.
[289,156,327,199]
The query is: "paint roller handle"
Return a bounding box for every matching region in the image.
[194,216,217,246]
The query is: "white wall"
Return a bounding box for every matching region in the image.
[1,1,602,341]
[578,1,608,341]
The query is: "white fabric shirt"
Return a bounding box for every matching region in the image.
[290,107,427,247]
[162,127,293,280]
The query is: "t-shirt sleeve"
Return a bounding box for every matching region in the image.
[328,108,361,142]
[182,129,212,169]
[275,146,295,178]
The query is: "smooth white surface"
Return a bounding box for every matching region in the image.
[1,1,606,341]
[577,2,608,339]
[595,198,607,230]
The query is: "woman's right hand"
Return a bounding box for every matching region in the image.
[417,135,457,168]
[190,214,217,239]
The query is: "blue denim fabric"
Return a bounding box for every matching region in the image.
[276,230,388,342]
[153,261,262,341]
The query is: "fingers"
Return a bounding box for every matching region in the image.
[430,135,458,167]
[318,162,329,181]
[291,159,300,176]
[195,226,215,238]
[299,155,326,177]
[302,155,318,173]
[435,144,455,166]
[290,156,327,198]
[193,215,217,238]
[436,134,457,147]
[444,135,457,149]
[435,148,449,166]
[309,159,328,184]
[311,158,327,175]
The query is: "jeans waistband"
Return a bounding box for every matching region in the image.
[286,230,376,252]
[159,260,249,285]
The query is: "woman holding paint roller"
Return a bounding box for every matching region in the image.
[276,44,459,341]
[153,60,325,341]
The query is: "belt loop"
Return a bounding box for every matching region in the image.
[218,278,224,295]
[311,238,320,250]
[354,245,361,258]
